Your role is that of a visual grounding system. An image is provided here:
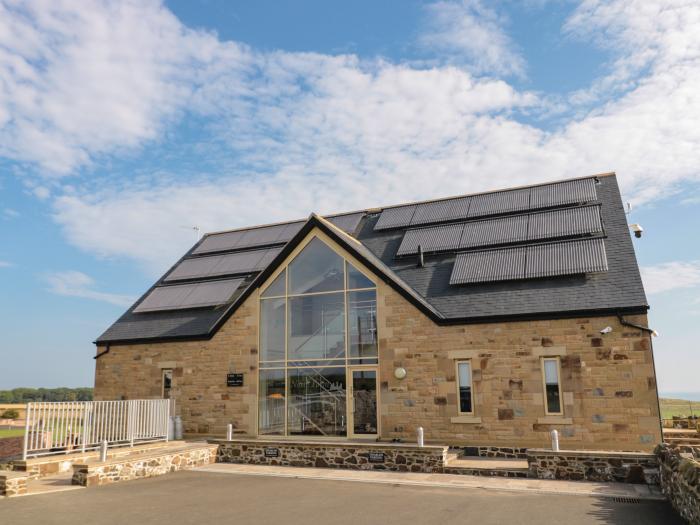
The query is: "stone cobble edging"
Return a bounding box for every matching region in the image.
[72,445,217,487]
[213,439,447,473]
[526,449,659,484]
[656,443,700,525]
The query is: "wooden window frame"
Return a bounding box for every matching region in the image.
[161,369,173,399]
[455,359,474,415]
[541,357,564,416]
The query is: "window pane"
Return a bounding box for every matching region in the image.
[261,270,285,297]
[346,261,374,289]
[259,369,285,435]
[348,290,377,358]
[288,293,345,360]
[260,298,285,361]
[458,362,472,413]
[289,238,344,294]
[546,385,561,413]
[288,367,346,436]
[544,359,559,384]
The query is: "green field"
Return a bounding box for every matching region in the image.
[0,428,24,439]
[660,397,700,420]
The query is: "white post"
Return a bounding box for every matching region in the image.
[99,440,108,462]
[417,426,424,448]
[226,424,233,441]
[550,429,560,452]
[166,400,171,443]
[22,403,31,460]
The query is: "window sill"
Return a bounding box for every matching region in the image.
[537,416,572,425]
[450,415,482,424]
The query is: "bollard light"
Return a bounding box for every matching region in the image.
[550,429,559,452]
[417,426,424,448]
[227,423,233,441]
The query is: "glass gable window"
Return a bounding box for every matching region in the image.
[258,236,378,437]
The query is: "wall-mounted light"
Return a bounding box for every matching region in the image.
[394,367,407,380]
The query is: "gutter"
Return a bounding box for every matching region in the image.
[94,344,111,360]
[617,314,655,334]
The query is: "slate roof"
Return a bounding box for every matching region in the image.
[96,173,648,345]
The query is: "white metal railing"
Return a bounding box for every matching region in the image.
[22,399,170,459]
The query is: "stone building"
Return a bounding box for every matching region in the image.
[94,173,662,452]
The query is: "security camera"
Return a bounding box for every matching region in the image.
[600,326,613,334]
[629,224,643,238]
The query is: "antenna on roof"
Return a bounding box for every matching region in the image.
[181,225,201,242]
[625,202,632,215]
[417,245,425,268]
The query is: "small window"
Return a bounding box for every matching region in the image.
[162,369,173,399]
[542,357,562,415]
[456,360,473,414]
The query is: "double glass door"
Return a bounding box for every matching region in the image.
[347,368,378,438]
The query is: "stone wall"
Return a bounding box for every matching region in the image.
[94,228,661,451]
[72,444,217,487]
[526,448,659,484]
[656,443,700,525]
[214,439,447,473]
[0,471,28,497]
[0,436,23,460]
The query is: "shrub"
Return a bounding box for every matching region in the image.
[1,409,20,419]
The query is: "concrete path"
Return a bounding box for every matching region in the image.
[195,463,665,500]
[24,472,82,496]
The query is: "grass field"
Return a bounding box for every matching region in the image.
[660,397,700,419]
[0,428,24,438]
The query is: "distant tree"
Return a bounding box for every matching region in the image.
[0,387,93,403]
[1,409,20,419]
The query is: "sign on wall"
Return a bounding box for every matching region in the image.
[226,373,244,387]
[368,452,385,463]
[264,447,280,458]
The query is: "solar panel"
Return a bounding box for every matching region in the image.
[193,220,306,255]
[327,212,364,233]
[468,188,530,218]
[193,230,247,254]
[374,205,416,230]
[525,238,607,278]
[450,247,527,285]
[529,178,597,209]
[237,223,289,249]
[528,206,602,242]
[165,247,283,282]
[134,278,244,313]
[396,223,464,256]
[460,215,529,249]
[276,221,305,242]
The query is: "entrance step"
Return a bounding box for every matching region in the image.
[444,456,530,478]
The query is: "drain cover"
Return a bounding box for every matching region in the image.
[611,496,641,504]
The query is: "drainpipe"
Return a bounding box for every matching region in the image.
[94,344,111,360]
[617,314,664,446]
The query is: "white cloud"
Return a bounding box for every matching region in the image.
[641,261,700,294]
[44,270,135,306]
[420,0,526,77]
[0,0,698,273]
[0,260,13,268]
[3,208,19,218]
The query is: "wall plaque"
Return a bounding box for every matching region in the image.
[226,373,244,387]
[264,447,280,458]
[368,451,385,463]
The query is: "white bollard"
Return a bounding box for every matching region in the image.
[99,440,108,462]
[174,416,183,440]
[226,424,233,441]
[417,426,424,448]
[550,429,560,452]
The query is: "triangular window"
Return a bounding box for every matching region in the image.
[288,237,344,294]
[346,261,374,289]
[262,269,286,298]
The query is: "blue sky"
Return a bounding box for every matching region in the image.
[1,0,699,396]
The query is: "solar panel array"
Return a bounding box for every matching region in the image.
[449,238,607,285]
[327,212,364,233]
[164,246,282,282]
[134,278,245,313]
[375,178,597,231]
[397,205,602,256]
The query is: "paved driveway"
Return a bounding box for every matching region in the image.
[1,470,682,525]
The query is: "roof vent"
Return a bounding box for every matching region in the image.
[417,245,425,268]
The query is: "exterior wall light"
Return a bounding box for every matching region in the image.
[394,367,407,380]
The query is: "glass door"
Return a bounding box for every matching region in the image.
[347,368,378,439]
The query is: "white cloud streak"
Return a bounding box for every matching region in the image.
[44,270,135,306]
[641,261,700,294]
[0,260,13,268]
[420,0,526,77]
[0,0,699,273]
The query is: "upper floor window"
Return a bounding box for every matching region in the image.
[456,360,473,414]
